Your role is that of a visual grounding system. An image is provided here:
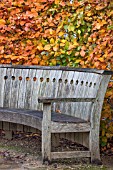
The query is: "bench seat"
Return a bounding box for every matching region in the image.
[0,107,88,132]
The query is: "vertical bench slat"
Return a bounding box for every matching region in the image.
[0,68,7,107]
[24,69,36,109]
[10,69,22,108]
[3,68,14,107]
[2,69,15,138]
[28,69,37,110]
[57,71,69,113]
[38,70,51,110]
[18,69,29,108]
[65,71,76,116]
[43,70,57,97]
[31,69,43,110]
[70,71,81,117]
[52,70,62,112]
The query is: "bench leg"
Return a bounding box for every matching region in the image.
[89,130,102,165]
[42,103,51,164]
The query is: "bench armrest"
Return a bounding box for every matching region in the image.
[38,97,96,103]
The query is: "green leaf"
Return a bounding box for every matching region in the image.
[107,25,113,30]
[64,25,68,30]
[68,25,75,32]
[101,141,107,147]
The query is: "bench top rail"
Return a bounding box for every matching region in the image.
[0,64,113,75]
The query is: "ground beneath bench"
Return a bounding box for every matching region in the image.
[0,132,113,170]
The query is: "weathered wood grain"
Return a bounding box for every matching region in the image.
[31,69,43,110]
[51,122,90,133]
[0,108,42,131]
[10,69,22,108]
[0,68,7,107]
[18,69,29,108]
[51,151,91,159]
[42,103,51,163]
[89,75,111,163]
[38,97,96,103]
[24,69,36,109]
[3,68,14,107]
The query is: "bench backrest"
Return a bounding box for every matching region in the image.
[0,65,111,121]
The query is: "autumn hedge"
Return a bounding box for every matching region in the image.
[0,0,113,148]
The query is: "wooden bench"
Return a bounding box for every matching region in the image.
[0,64,112,164]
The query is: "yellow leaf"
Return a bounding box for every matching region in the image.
[106,133,113,138]
[60,49,65,54]
[56,24,63,33]
[50,38,54,44]
[53,45,59,51]
[11,56,18,60]
[59,32,64,36]
[87,12,92,17]
[102,129,105,136]
[44,44,51,50]
[54,52,60,57]
[39,60,46,66]
[99,29,106,33]
[73,41,79,47]
[51,59,56,65]
[78,30,81,34]
[37,43,43,51]
[0,19,6,25]
[75,59,81,63]
[49,29,54,35]
[108,125,113,132]
[61,39,66,43]
[88,37,92,42]
[60,43,65,47]
[98,58,104,62]
[102,136,107,143]
[55,0,60,4]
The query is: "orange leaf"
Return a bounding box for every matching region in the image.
[32,57,41,65]
[80,50,85,57]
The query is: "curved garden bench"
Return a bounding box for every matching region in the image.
[0,64,112,164]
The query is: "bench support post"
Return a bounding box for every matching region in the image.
[90,121,101,164]
[89,75,111,164]
[42,103,51,164]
